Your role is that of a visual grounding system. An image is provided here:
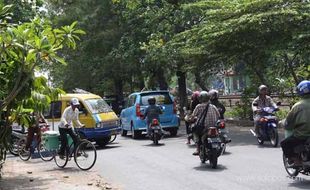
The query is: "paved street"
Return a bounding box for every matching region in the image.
[94,124,310,190]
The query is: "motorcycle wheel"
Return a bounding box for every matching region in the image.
[220,143,226,155]
[270,128,279,147]
[257,137,264,145]
[9,137,19,156]
[209,149,218,169]
[154,133,159,145]
[199,145,206,163]
[282,153,299,177]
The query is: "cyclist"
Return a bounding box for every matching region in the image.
[58,98,84,158]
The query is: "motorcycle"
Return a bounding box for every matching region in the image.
[148,118,163,145]
[250,104,279,147]
[216,120,231,154]
[283,130,310,177]
[199,127,222,169]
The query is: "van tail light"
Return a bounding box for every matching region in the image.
[173,101,177,114]
[151,119,159,126]
[208,127,219,137]
[136,104,141,117]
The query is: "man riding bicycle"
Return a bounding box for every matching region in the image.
[58,98,84,157]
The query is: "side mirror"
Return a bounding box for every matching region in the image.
[276,102,282,106]
[253,103,258,106]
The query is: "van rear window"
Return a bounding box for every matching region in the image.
[141,93,173,106]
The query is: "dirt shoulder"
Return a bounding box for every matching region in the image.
[0,156,119,190]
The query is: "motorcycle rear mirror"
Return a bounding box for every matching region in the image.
[276,102,282,106]
[253,103,258,106]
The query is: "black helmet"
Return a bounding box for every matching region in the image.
[148,97,156,105]
[199,91,210,103]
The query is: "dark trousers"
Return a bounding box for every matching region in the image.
[281,136,307,158]
[26,126,41,149]
[59,128,79,155]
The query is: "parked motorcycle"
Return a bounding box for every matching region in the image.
[216,120,231,154]
[283,130,310,177]
[250,105,279,147]
[199,127,222,169]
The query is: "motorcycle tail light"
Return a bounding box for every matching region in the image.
[151,119,159,126]
[219,122,225,129]
[260,118,268,122]
[208,127,218,137]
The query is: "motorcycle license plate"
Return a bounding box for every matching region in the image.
[212,143,219,148]
[154,130,159,133]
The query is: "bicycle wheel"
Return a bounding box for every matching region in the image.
[74,140,97,171]
[109,135,117,143]
[38,143,54,161]
[17,139,31,161]
[54,148,68,168]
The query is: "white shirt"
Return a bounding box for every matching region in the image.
[59,106,83,129]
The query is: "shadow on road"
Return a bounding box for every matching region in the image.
[45,167,80,173]
[143,143,165,147]
[288,178,310,189]
[193,164,228,172]
[0,174,54,190]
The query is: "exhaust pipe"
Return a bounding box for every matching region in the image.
[250,129,257,137]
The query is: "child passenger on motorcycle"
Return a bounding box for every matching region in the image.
[142,97,163,137]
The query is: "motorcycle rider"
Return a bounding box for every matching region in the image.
[185,91,200,144]
[280,80,310,166]
[252,85,278,137]
[191,91,220,155]
[142,97,163,137]
[209,89,226,119]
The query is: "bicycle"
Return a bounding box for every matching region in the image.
[17,124,54,162]
[51,127,97,171]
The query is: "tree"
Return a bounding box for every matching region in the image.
[0,3,84,161]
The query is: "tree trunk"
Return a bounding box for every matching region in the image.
[157,67,168,90]
[114,79,124,114]
[194,70,208,91]
[176,70,187,118]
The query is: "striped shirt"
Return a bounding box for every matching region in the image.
[192,103,220,129]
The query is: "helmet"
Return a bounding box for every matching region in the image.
[191,91,200,100]
[148,97,156,105]
[209,89,219,100]
[199,91,210,103]
[258,85,268,94]
[70,98,80,106]
[297,80,310,96]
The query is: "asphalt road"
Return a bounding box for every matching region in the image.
[94,124,310,190]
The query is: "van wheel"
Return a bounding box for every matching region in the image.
[169,128,178,137]
[121,129,127,137]
[96,136,111,148]
[131,125,141,139]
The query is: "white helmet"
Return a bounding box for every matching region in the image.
[70,98,80,106]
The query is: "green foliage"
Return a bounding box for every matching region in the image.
[0,2,82,162]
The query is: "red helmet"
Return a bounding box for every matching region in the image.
[192,91,200,99]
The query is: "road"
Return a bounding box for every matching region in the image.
[94,124,310,190]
